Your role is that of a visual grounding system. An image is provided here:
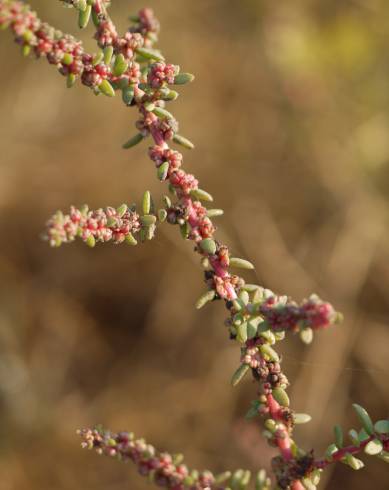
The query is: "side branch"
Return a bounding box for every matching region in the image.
[45,197,161,248]
[4,3,386,490]
[78,426,268,490]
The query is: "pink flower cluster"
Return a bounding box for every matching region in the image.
[1,1,39,37]
[242,340,289,390]
[46,205,141,247]
[148,62,177,88]
[149,145,183,174]
[169,170,199,196]
[130,7,160,38]
[272,454,315,490]
[116,31,144,58]
[0,0,158,91]
[78,427,217,490]
[260,294,337,332]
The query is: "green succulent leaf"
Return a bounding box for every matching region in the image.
[271,387,290,407]
[374,420,389,434]
[195,290,216,309]
[334,425,344,448]
[293,413,312,425]
[353,404,374,435]
[231,364,250,387]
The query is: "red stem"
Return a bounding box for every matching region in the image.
[314,436,374,469]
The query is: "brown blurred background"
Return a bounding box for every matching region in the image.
[0,0,388,489]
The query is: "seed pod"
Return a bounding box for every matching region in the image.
[99,79,115,97]
[352,404,374,435]
[78,4,91,28]
[123,133,144,149]
[206,209,224,218]
[86,235,96,248]
[173,133,195,149]
[229,257,255,270]
[195,290,216,309]
[153,107,174,120]
[135,47,165,62]
[365,439,383,455]
[374,419,389,434]
[157,161,169,181]
[173,73,195,85]
[334,425,344,448]
[200,238,217,255]
[125,233,137,246]
[344,454,364,470]
[293,413,312,425]
[113,53,128,76]
[190,189,213,202]
[231,364,250,387]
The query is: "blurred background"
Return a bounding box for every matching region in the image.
[0,0,388,489]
